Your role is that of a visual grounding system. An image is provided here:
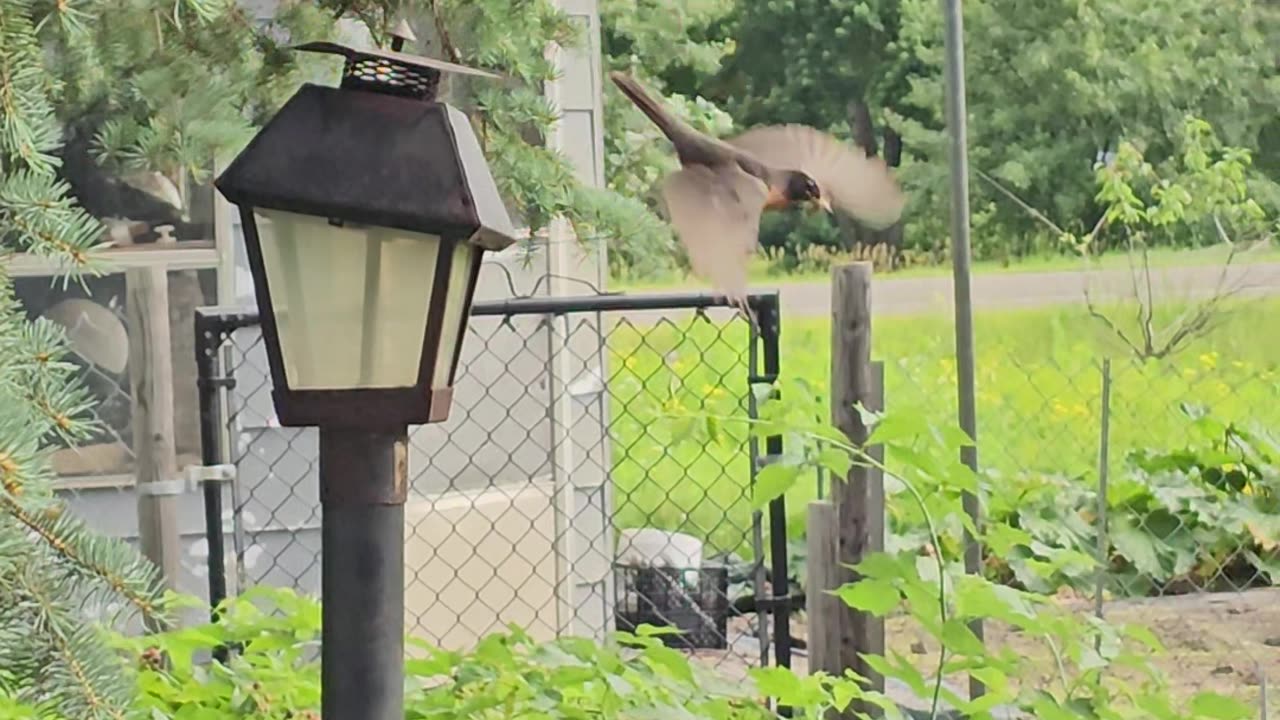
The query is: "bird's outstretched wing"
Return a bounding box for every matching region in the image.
[660,164,769,305]
[726,124,906,229]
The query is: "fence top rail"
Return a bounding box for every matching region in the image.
[194,289,781,335]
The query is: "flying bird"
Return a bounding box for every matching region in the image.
[609,71,906,313]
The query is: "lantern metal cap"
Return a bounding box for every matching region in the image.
[293,40,500,103]
[294,40,500,80]
[214,83,519,252]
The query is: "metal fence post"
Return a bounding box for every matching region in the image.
[940,0,984,699]
[748,314,771,669]
[195,323,229,617]
[1094,358,1113,626]
[758,296,791,671]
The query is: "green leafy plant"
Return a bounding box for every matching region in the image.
[100,392,1276,719]
[664,377,1260,718]
[115,588,321,718]
[1110,403,1280,594]
[122,587,800,719]
[406,625,784,719]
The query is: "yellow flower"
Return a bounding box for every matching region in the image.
[1199,351,1218,370]
[1182,368,1198,380]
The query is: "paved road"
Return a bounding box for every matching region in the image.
[610,261,1280,324]
[777,260,1280,317]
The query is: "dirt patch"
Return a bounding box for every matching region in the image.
[684,588,1280,712]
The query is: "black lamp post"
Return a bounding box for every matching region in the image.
[214,35,517,720]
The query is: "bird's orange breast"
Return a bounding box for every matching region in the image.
[763,185,790,210]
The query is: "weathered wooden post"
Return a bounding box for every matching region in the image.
[826,261,887,716]
[805,501,839,674]
[126,231,183,623]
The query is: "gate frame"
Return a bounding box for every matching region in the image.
[193,290,790,668]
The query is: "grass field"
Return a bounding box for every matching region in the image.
[612,243,1280,292]
[606,296,1280,556]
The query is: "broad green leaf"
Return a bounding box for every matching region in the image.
[641,645,696,684]
[851,552,912,581]
[984,523,1034,555]
[866,411,931,446]
[747,666,828,707]
[753,462,802,508]
[1189,692,1253,719]
[1122,623,1165,653]
[1030,691,1088,720]
[635,623,683,637]
[1111,518,1164,577]
[818,446,854,477]
[967,666,1011,695]
[834,579,901,616]
[940,618,986,656]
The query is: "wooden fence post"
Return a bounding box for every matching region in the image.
[127,233,183,628]
[829,262,886,715]
[806,500,839,674]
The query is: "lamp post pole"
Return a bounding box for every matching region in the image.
[213,31,518,720]
[319,428,409,720]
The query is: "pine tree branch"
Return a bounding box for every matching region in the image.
[13,571,130,720]
[0,494,165,625]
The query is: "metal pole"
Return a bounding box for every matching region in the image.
[319,428,408,720]
[1094,359,1112,625]
[759,299,792,674]
[940,0,983,699]
[747,320,771,669]
[195,328,228,620]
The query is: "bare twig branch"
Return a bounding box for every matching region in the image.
[1084,286,1144,358]
[975,169,1067,237]
[1139,240,1156,356]
[1119,235,1150,355]
[1152,214,1247,357]
[976,164,1253,360]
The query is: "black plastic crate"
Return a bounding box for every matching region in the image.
[614,563,729,650]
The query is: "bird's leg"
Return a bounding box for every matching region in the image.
[731,294,759,334]
[711,291,759,332]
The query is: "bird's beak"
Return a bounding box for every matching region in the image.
[815,197,834,214]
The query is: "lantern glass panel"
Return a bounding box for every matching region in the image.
[254,208,441,390]
[431,242,477,388]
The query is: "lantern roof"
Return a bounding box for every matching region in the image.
[214,42,518,252]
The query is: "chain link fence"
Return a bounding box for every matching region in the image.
[194,290,796,678]
[31,254,1277,708]
[876,333,1280,710]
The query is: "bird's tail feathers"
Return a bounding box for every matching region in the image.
[609,71,685,140]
